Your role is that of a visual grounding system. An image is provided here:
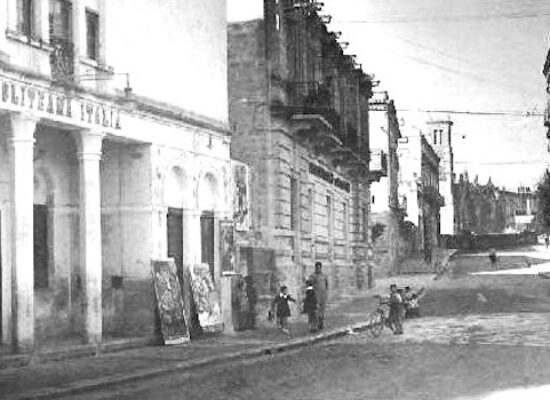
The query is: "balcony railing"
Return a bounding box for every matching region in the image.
[285,81,341,132]
[50,37,74,80]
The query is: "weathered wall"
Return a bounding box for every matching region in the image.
[105,0,228,123]
[101,142,154,338]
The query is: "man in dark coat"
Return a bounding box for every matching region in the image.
[310,262,329,330]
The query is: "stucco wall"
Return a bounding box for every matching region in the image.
[105,0,228,123]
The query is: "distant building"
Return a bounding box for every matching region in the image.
[398,132,442,264]
[426,120,455,235]
[228,0,374,298]
[453,175,539,234]
[368,91,405,275]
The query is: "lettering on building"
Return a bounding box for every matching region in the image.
[309,162,351,193]
[0,78,121,130]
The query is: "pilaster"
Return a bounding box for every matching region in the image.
[9,113,38,352]
[74,129,104,344]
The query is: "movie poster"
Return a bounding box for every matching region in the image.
[190,263,223,331]
[220,220,235,273]
[233,162,251,231]
[151,260,189,345]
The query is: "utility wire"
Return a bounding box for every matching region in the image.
[333,11,550,24]
[397,108,545,117]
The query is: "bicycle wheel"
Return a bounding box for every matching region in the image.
[367,310,384,338]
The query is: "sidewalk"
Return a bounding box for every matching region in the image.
[0,290,381,400]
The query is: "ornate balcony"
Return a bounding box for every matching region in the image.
[50,37,74,81]
[271,81,342,149]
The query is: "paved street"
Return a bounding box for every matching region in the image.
[62,337,550,400]
[11,246,548,400]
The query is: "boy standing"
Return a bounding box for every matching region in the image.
[388,284,404,335]
[270,286,296,334]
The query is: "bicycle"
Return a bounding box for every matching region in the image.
[366,296,399,337]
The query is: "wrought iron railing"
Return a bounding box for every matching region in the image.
[50,37,74,80]
[284,80,342,132]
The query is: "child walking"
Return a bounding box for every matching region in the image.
[303,280,318,333]
[270,286,296,334]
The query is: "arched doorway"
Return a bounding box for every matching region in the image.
[164,167,187,281]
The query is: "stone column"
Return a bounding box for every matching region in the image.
[9,114,38,352]
[75,130,104,344]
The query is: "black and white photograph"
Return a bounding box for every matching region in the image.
[1,0,550,399]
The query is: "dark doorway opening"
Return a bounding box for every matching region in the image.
[200,212,215,279]
[34,205,49,289]
[167,208,184,282]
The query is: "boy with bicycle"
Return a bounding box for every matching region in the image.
[388,284,404,335]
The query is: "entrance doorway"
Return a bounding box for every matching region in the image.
[200,212,215,279]
[167,208,184,282]
[34,205,49,289]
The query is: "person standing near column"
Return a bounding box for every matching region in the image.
[310,261,329,330]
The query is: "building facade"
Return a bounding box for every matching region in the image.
[398,132,442,263]
[426,120,455,235]
[1,0,236,351]
[368,91,405,275]
[228,0,374,299]
[454,175,539,234]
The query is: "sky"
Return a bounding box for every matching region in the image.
[227,0,550,189]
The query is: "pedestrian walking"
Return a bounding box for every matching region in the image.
[310,261,329,330]
[545,234,549,249]
[388,284,404,335]
[302,280,318,332]
[270,286,296,334]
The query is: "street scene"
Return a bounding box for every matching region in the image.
[1,0,550,399]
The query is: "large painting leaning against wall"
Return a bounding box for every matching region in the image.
[151,260,190,345]
[233,162,250,231]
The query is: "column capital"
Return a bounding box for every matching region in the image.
[9,113,39,143]
[73,130,105,160]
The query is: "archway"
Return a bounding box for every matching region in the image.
[164,167,188,283]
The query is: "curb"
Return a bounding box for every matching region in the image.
[0,337,153,371]
[6,321,371,400]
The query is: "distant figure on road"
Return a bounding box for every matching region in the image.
[310,262,329,330]
[545,235,549,249]
[488,248,498,270]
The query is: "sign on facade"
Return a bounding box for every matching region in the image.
[0,76,121,130]
[308,162,351,193]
